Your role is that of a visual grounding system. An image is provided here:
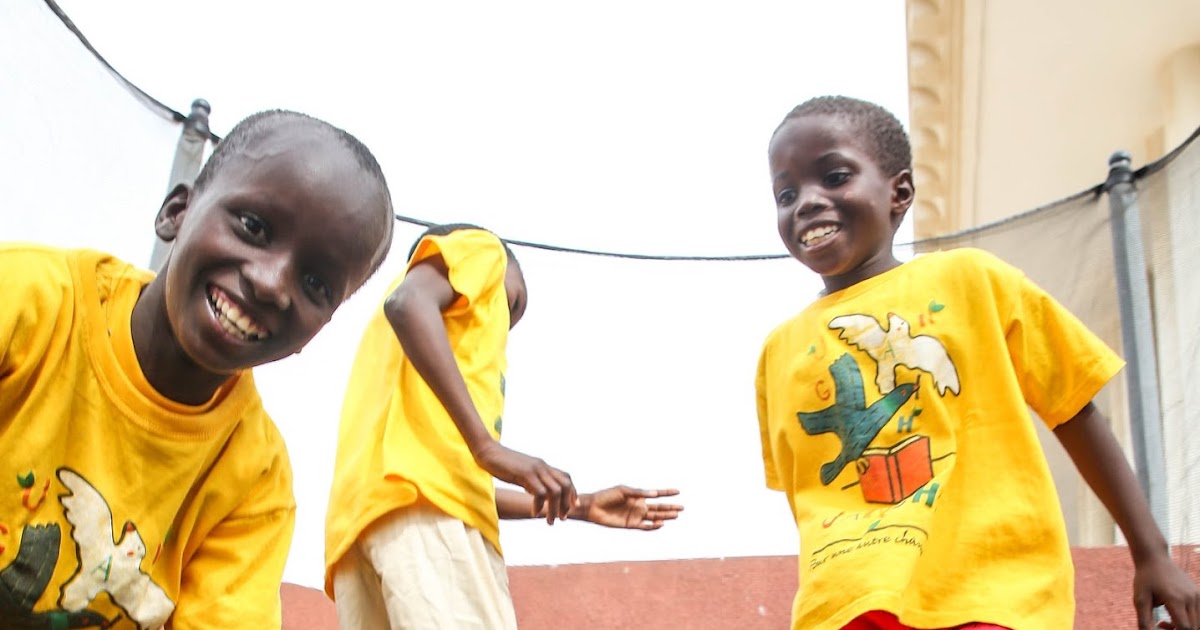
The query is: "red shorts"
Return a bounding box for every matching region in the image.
[842,611,1011,630]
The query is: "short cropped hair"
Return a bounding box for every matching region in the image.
[776,96,912,176]
[193,110,390,199]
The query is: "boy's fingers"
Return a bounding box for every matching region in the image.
[528,478,548,518]
[538,474,562,524]
[550,469,574,522]
[1135,593,1154,630]
[623,487,675,498]
[1163,597,1190,630]
[1166,600,1193,630]
[558,480,573,522]
[651,507,683,520]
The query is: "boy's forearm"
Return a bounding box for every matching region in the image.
[384,285,494,453]
[496,488,589,521]
[1053,402,1169,563]
[496,488,536,519]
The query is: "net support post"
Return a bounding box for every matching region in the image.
[150,98,212,270]
[1104,150,1169,537]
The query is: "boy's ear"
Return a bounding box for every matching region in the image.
[890,169,915,217]
[155,184,192,242]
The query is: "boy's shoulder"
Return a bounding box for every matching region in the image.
[912,247,1029,299]
[761,248,1021,350]
[0,242,149,297]
[911,246,1015,277]
[411,228,504,267]
[0,241,131,270]
[0,241,72,264]
[0,242,79,291]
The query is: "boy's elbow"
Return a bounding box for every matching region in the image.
[383,286,413,330]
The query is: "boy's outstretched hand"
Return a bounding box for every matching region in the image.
[1134,554,1200,630]
[576,486,683,530]
[1053,403,1200,630]
[474,441,577,524]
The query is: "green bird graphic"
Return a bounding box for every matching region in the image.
[798,353,916,485]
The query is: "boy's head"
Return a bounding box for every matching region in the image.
[150,110,395,374]
[408,223,527,328]
[768,95,914,290]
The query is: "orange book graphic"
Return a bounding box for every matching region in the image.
[855,435,933,504]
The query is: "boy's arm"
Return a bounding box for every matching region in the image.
[167,452,294,630]
[496,486,683,530]
[1054,402,1200,630]
[384,256,576,523]
[167,507,294,630]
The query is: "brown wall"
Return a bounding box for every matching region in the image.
[284,547,1199,629]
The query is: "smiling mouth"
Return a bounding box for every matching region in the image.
[801,224,840,248]
[207,286,270,342]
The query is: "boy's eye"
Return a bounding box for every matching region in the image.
[239,214,269,240]
[776,189,797,206]
[303,274,332,303]
[823,171,851,187]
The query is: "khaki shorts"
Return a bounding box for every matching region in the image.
[332,501,517,630]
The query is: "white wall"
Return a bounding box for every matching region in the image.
[10,0,912,588]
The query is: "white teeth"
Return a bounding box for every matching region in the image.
[801,225,839,246]
[207,289,269,341]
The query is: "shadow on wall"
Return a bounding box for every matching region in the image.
[284,547,1200,629]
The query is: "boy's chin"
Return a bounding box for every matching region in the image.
[178,337,291,376]
[794,255,847,278]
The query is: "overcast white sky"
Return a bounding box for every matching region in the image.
[7,0,912,589]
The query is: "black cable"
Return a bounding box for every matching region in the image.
[44,0,222,142]
[392,213,791,261]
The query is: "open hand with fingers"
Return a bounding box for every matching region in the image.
[573,486,684,530]
[1134,554,1200,629]
[474,441,576,524]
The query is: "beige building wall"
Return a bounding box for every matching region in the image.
[907,0,1200,237]
[904,0,1200,547]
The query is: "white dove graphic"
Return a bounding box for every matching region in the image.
[57,468,174,628]
[829,312,961,396]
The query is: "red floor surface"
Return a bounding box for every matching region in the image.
[283,546,1200,629]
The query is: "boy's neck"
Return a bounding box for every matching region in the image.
[819,252,902,296]
[130,278,231,406]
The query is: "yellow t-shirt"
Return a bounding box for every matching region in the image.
[0,244,296,630]
[756,248,1124,630]
[324,229,510,597]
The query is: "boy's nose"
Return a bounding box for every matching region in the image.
[795,187,830,216]
[244,256,293,311]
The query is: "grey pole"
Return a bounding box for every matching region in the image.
[1104,150,1169,536]
[150,98,212,270]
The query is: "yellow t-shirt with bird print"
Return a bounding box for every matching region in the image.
[755,247,1123,630]
[0,244,295,630]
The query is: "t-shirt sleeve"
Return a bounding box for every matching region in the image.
[168,450,296,630]
[409,229,507,317]
[756,342,784,492]
[999,262,1125,427]
[0,245,71,382]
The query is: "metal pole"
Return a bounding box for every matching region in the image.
[150,98,212,270]
[1104,150,1169,536]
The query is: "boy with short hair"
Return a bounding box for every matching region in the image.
[325,224,682,630]
[756,95,1200,630]
[0,110,394,629]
